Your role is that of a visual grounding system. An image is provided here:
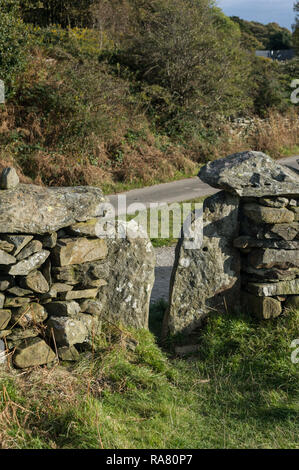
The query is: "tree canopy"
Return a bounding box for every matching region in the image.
[231,16,293,51]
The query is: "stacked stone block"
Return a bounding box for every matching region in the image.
[165,151,299,336]
[235,196,299,319]
[0,169,155,369]
[0,230,110,367]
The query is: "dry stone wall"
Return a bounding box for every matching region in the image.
[237,196,299,319]
[164,151,299,336]
[0,170,155,369]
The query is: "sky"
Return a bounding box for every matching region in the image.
[217,0,295,30]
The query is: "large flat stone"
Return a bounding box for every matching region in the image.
[240,218,299,241]
[242,265,299,282]
[52,260,109,287]
[234,236,299,250]
[0,310,11,330]
[16,240,43,261]
[0,249,16,265]
[12,303,47,327]
[97,220,156,329]
[7,286,33,297]
[242,204,295,224]
[55,220,155,329]
[52,238,108,266]
[4,297,31,308]
[3,235,33,255]
[164,191,241,336]
[0,185,107,234]
[13,338,56,369]
[44,301,81,317]
[66,219,101,237]
[7,327,40,347]
[264,224,299,241]
[8,250,50,276]
[242,291,282,319]
[42,283,73,299]
[247,248,299,270]
[245,278,299,296]
[198,151,299,197]
[47,316,88,347]
[22,270,49,294]
[59,289,98,300]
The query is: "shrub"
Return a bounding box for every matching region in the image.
[108,0,252,135]
[29,25,114,60]
[249,57,291,116]
[0,0,29,96]
[19,0,96,28]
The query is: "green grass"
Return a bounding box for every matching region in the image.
[1,306,299,449]
[278,146,299,158]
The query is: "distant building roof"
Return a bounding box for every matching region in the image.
[255,49,295,61]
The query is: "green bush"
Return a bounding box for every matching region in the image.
[107,1,251,136]
[249,56,298,117]
[19,0,96,28]
[29,25,113,60]
[0,0,29,96]
[231,16,293,50]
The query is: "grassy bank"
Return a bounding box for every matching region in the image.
[1,305,299,449]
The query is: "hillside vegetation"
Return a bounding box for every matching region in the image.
[230,16,293,51]
[0,0,298,193]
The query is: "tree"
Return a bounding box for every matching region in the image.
[240,31,263,51]
[268,30,292,49]
[19,0,96,27]
[111,0,251,134]
[231,16,292,51]
[0,0,29,96]
[249,57,290,116]
[90,0,134,48]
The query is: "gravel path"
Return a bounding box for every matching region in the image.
[150,246,176,304]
